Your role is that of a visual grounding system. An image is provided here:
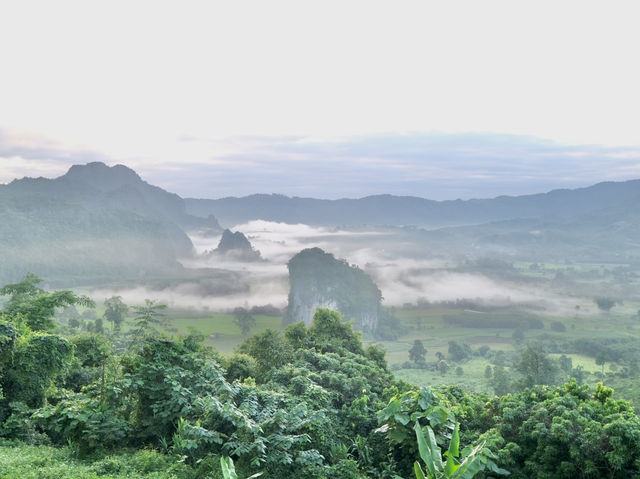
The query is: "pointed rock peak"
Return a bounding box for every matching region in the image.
[216,229,253,253]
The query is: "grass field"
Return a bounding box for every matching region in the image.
[0,441,189,479]
[163,311,282,354]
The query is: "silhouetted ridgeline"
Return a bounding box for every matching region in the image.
[185,179,640,227]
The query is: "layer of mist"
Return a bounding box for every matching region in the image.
[87,220,589,316]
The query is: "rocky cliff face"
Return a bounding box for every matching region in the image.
[285,247,381,334]
[210,229,261,261]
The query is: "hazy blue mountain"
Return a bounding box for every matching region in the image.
[185,179,640,228]
[0,162,221,285]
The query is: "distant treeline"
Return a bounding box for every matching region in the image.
[406,297,548,312]
[443,312,545,329]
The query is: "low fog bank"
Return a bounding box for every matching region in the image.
[111,220,580,316]
[81,221,595,315]
[90,279,288,312]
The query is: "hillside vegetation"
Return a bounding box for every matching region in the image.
[2,275,640,478]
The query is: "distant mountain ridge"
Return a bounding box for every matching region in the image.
[3,161,640,285]
[0,162,221,285]
[185,180,640,228]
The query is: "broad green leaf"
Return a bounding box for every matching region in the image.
[414,461,427,479]
[414,422,445,477]
[452,441,485,479]
[426,406,451,426]
[221,456,238,479]
[395,412,411,425]
[446,423,460,458]
[426,426,444,471]
[445,455,460,476]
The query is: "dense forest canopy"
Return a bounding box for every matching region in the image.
[2,275,640,478]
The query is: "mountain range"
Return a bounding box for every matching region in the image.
[185,180,640,228]
[2,161,639,286]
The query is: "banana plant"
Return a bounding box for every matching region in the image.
[220,456,263,479]
[413,422,485,479]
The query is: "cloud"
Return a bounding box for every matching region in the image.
[141,133,640,200]
[0,128,110,183]
[3,129,640,201]
[175,221,577,314]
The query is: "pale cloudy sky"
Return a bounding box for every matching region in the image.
[1,0,639,199]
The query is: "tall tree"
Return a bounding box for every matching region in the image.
[103,296,128,331]
[232,307,256,338]
[595,296,615,313]
[132,299,167,338]
[514,344,558,389]
[408,339,427,364]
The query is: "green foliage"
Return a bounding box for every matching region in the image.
[2,331,73,408]
[123,335,229,443]
[513,344,559,389]
[0,442,191,478]
[378,387,506,479]
[73,333,112,368]
[283,321,310,350]
[36,392,130,453]
[132,299,168,338]
[412,422,487,479]
[220,456,262,479]
[308,308,365,355]
[104,296,128,330]
[225,353,258,382]
[594,296,616,312]
[409,340,427,364]
[0,274,95,331]
[447,341,471,362]
[237,329,293,378]
[483,381,640,478]
[233,307,256,338]
[490,365,511,396]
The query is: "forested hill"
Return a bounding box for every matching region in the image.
[0,162,220,285]
[185,179,640,228]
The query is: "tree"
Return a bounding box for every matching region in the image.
[595,296,615,313]
[232,307,256,338]
[514,345,558,389]
[104,296,128,331]
[447,341,471,361]
[131,299,167,338]
[558,354,573,374]
[308,308,364,355]
[238,329,293,378]
[512,328,525,343]
[490,365,511,396]
[595,351,608,381]
[436,359,449,375]
[0,274,94,331]
[484,365,493,379]
[409,339,427,365]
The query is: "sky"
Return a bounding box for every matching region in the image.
[1,0,640,200]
